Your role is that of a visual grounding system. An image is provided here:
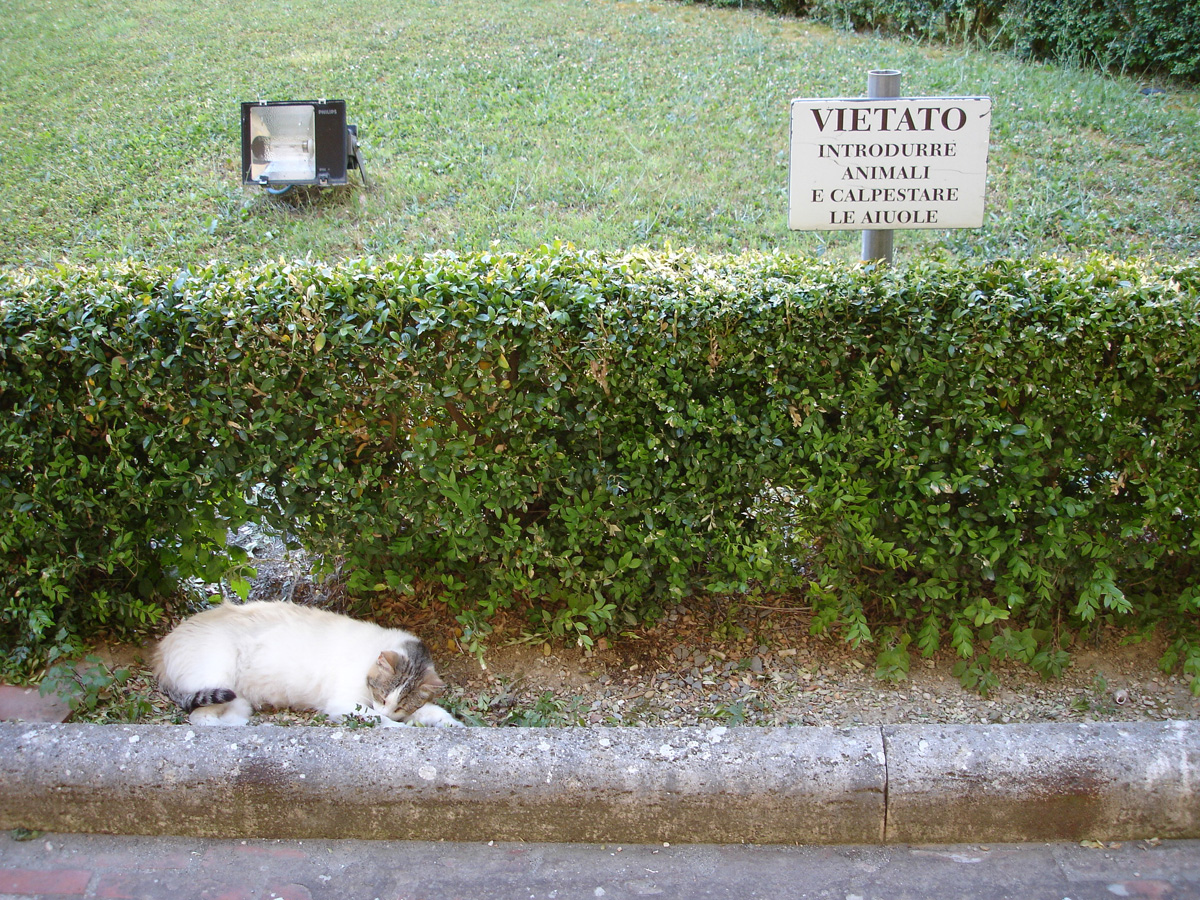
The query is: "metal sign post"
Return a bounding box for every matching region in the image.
[860,70,901,265]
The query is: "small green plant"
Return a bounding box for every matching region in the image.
[1160,635,1200,697]
[875,632,912,684]
[529,589,620,651]
[38,655,154,723]
[443,695,492,727]
[499,691,589,727]
[342,709,383,729]
[952,657,1002,698]
[454,611,495,668]
[699,695,771,725]
[711,603,749,643]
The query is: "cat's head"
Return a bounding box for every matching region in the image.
[366,644,447,723]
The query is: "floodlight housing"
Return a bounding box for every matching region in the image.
[240,99,367,189]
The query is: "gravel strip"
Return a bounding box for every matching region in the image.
[71,531,1200,729]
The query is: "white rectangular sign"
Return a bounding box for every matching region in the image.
[788,97,992,231]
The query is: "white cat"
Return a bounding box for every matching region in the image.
[153,601,463,728]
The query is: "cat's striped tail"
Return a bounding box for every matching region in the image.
[172,687,237,713]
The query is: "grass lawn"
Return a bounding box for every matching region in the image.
[1,0,1197,269]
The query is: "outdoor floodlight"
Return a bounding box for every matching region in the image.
[240,99,368,190]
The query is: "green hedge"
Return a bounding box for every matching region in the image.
[1011,0,1200,80]
[718,0,1200,82]
[2,249,1198,690]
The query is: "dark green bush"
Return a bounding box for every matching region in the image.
[791,0,1200,81]
[2,249,1198,690]
[767,255,1200,691]
[1004,0,1200,79]
[699,0,809,15]
[802,0,1005,43]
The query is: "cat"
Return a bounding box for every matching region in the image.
[152,600,462,728]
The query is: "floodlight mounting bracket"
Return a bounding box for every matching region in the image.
[346,124,370,190]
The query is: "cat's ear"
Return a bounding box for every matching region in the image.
[375,651,402,676]
[416,667,446,702]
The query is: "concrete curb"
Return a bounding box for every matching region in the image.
[1,721,1196,845]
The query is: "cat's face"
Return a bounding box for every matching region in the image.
[366,646,446,722]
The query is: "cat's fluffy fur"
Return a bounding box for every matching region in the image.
[153,601,462,727]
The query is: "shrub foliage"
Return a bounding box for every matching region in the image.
[727,0,1200,82]
[2,249,1198,689]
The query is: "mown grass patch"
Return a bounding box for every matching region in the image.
[1,0,1196,268]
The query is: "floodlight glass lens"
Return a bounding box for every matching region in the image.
[247,105,317,183]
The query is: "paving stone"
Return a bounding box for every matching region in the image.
[94,871,172,899]
[0,685,73,724]
[0,867,92,896]
[3,833,1198,900]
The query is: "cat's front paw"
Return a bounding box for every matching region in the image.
[408,703,465,727]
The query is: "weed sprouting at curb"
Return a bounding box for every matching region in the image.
[39,655,158,724]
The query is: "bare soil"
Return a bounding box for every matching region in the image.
[425,597,1200,729]
[93,536,1199,730]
